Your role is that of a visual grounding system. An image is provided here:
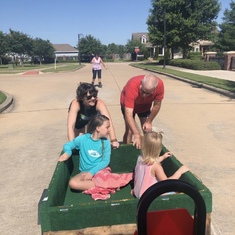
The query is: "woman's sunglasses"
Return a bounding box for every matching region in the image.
[85,93,97,100]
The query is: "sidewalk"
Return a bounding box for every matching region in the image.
[165,65,235,82]
[0,63,234,235]
[147,65,235,99]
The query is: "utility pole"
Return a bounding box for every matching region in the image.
[78,34,84,65]
[163,6,166,69]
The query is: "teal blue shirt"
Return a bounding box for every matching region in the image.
[63,133,111,176]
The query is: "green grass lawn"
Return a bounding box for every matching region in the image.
[131,62,235,93]
[0,91,7,104]
[0,63,83,74]
[42,64,83,73]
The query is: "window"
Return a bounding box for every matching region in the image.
[141,35,146,44]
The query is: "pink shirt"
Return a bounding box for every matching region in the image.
[92,57,101,70]
[120,75,164,113]
[133,156,158,198]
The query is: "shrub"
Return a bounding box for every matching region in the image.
[144,50,150,59]
[169,59,221,70]
[188,52,203,60]
[158,59,170,65]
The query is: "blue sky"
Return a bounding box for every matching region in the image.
[0,0,231,47]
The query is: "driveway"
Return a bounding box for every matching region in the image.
[0,63,234,235]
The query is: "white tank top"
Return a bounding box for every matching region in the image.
[92,57,101,70]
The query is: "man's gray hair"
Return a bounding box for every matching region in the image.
[142,73,158,90]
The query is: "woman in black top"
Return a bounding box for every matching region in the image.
[67,83,119,148]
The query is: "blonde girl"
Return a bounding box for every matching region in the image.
[133,131,189,198]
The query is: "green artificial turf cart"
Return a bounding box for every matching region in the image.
[39,144,212,234]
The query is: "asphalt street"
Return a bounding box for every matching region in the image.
[0,63,234,235]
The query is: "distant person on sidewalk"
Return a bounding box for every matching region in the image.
[67,83,119,148]
[120,73,164,149]
[91,53,107,88]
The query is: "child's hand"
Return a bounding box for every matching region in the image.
[179,165,189,174]
[58,153,70,162]
[158,152,172,163]
[83,172,93,180]
[163,152,172,159]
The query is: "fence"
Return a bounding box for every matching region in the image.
[230,57,235,70]
[209,57,225,69]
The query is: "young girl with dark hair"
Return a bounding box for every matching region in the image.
[59,114,111,191]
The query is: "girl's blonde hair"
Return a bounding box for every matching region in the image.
[141,131,163,165]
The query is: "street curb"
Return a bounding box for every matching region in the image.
[0,91,13,113]
[144,68,235,99]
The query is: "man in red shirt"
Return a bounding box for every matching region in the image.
[120,73,164,149]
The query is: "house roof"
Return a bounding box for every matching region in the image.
[132,32,149,41]
[131,33,153,48]
[52,44,78,53]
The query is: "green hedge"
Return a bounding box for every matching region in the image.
[168,59,221,70]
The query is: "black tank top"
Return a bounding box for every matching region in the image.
[74,100,98,129]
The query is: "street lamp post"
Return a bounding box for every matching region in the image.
[78,34,84,65]
[163,7,166,69]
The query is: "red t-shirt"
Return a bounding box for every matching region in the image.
[120,75,164,113]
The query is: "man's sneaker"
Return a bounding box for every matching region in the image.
[98,83,102,88]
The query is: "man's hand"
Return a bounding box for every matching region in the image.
[133,133,142,149]
[143,121,152,132]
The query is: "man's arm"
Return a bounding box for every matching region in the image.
[143,100,162,132]
[125,107,142,148]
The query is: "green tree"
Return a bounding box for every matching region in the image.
[216,1,235,52]
[0,31,8,65]
[32,38,55,64]
[118,45,125,59]
[147,0,220,58]
[125,39,148,60]
[5,29,34,64]
[125,40,147,54]
[107,43,119,54]
[78,35,104,57]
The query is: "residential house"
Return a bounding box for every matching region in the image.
[191,40,214,54]
[132,32,214,58]
[131,32,162,58]
[52,44,78,61]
